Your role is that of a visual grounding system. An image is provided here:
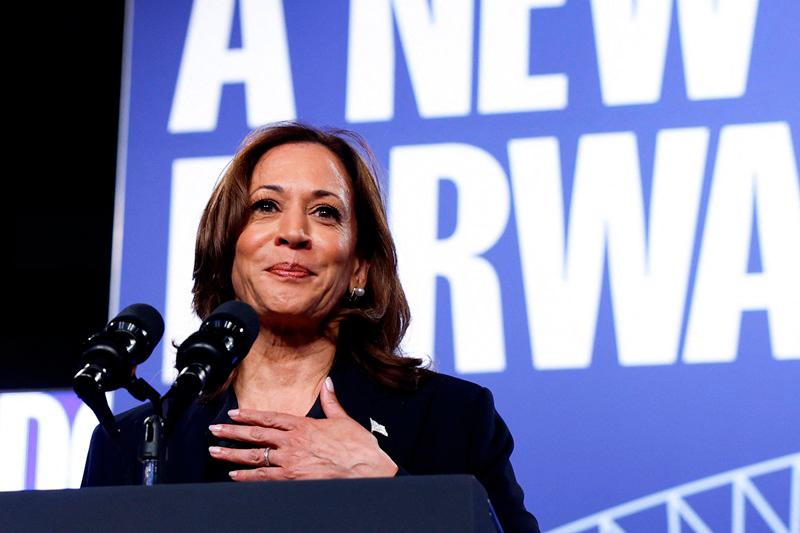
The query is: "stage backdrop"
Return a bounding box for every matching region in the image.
[2,1,798,530]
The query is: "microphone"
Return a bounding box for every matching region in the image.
[73,303,165,436]
[165,301,259,424]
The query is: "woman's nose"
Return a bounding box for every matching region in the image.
[275,209,311,249]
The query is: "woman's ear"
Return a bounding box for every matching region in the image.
[351,258,370,290]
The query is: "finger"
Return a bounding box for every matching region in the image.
[228,408,300,430]
[230,464,350,482]
[208,445,283,467]
[208,423,287,446]
[229,467,293,482]
[320,376,349,419]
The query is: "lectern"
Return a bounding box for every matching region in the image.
[0,475,501,532]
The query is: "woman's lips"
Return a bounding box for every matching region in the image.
[266,262,314,279]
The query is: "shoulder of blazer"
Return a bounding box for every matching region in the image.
[330,355,488,423]
[81,402,154,486]
[329,355,493,464]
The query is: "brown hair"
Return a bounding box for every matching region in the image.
[192,122,427,390]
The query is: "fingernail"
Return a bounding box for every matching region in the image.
[209,446,221,454]
[228,409,239,417]
[209,424,221,432]
[229,471,238,479]
[325,376,334,392]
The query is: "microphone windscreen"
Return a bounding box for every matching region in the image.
[207,301,260,346]
[116,303,165,349]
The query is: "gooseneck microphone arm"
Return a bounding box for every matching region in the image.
[73,303,165,438]
[162,301,260,436]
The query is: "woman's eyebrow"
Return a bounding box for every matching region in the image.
[252,184,284,194]
[252,184,344,203]
[311,189,343,202]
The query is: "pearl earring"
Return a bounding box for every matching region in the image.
[349,287,365,301]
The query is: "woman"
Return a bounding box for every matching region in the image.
[83,122,539,531]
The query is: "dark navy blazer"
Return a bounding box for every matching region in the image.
[82,355,540,532]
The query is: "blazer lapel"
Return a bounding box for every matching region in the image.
[328,355,423,468]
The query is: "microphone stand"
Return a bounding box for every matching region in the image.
[141,413,164,486]
[135,376,200,485]
[123,376,165,486]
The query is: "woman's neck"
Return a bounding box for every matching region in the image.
[233,328,336,416]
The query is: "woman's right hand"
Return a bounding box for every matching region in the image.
[208,377,398,481]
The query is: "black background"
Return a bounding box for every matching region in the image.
[7,1,125,390]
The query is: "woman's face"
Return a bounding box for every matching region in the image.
[231,142,367,330]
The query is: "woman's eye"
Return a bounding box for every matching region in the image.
[313,205,342,221]
[251,199,278,212]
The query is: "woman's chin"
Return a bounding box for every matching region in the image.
[258,307,325,332]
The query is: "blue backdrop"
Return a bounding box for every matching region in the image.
[108,1,799,530]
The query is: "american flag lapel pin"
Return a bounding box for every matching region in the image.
[370,418,388,437]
